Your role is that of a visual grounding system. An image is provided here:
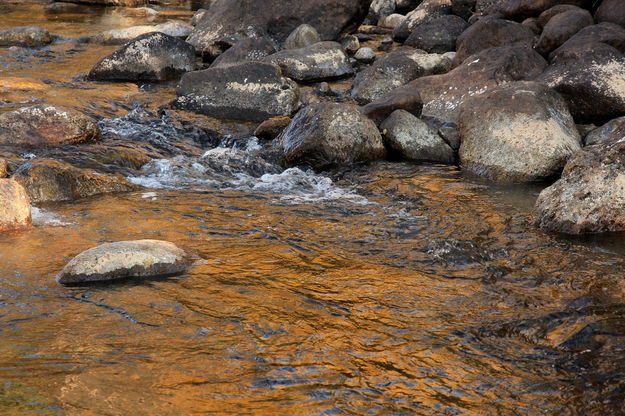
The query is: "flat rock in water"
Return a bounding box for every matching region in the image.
[0,179,31,233]
[56,240,197,285]
[0,26,53,47]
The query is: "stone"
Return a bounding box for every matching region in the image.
[191,8,210,26]
[56,240,197,285]
[536,4,581,27]
[254,116,292,139]
[366,0,397,25]
[596,0,625,29]
[360,87,423,124]
[489,0,593,20]
[86,21,194,45]
[280,103,386,170]
[354,47,376,63]
[341,35,361,54]
[381,14,407,29]
[404,15,469,53]
[0,179,31,233]
[534,8,593,56]
[210,37,277,69]
[12,159,137,203]
[585,116,625,146]
[380,109,454,163]
[458,81,582,182]
[548,22,625,63]
[0,159,8,178]
[522,17,542,35]
[283,24,321,49]
[0,26,53,47]
[88,32,195,82]
[264,41,353,82]
[0,105,99,146]
[351,47,453,104]
[173,62,300,122]
[393,0,452,42]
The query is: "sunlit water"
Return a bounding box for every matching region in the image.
[1,2,625,416]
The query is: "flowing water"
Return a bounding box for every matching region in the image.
[1,3,625,415]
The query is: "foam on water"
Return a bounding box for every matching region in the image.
[31,207,72,227]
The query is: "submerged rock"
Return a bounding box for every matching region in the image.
[88,32,195,82]
[0,105,99,146]
[0,26,53,47]
[264,42,353,82]
[0,179,31,233]
[56,240,197,285]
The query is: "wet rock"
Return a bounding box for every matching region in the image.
[352,47,453,104]
[0,26,53,47]
[0,179,31,233]
[174,62,300,122]
[360,87,423,124]
[453,17,536,66]
[381,14,407,29]
[354,47,377,63]
[264,42,353,82]
[341,35,361,54]
[380,109,454,163]
[534,132,625,234]
[596,0,625,28]
[280,103,386,170]
[585,116,625,146]
[187,0,372,57]
[12,159,137,203]
[254,116,292,139]
[88,32,195,82]
[489,0,592,20]
[458,81,581,182]
[534,8,593,56]
[210,37,277,69]
[404,15,469,53]
[427,239,493,265]
[393,0,452,42]
[56,240,197,285]
[283,24,321,50]
[86,21,194,45]
[0,105,99,146]
[0,159,8,178]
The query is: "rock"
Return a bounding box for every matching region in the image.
[173,62,300,121]
[0,159,8,178]
[453,17,536,66]
[56,0,146,6]
[86,21,194,45]
[210,37,276,68]
[280,103,386,170]
[404,15,469,53]
[12,159,137,203]
[596,0,625,28]
[0,105,99,146]
[264,41,352,82]
[0,179,31,233]
[437,122,461,150]
[351,47,453,104]
[548,22,625,63]
[380,110,454,163]
[536,4,580,27]
[253,116,292,139]
[0,26,53,47]
[366,0,397,25]
[88,32,195,82]
[585,116,625,146]
[534,133,625,234]
[283,24,321,49]
[451,0,476,20]
[381,14,407,29]
[522,17,542,35]
[191,8,210,26]
[360,87,423,124]
[56,240,197,285]
[393,0,452,42]
[341,35,360,54]
[534,8,593,56]
[354,47,377,62]
[458,81,582,182]
[489,0,592,20]
[187,0,372,57]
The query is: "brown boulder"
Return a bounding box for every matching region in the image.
[596,0,625,29]
[0,179,31,233]
[534,8,594,56]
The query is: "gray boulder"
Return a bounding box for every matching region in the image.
[86,21,193,45]
[596,0,625,29]
[404,15,469,53]
[283,24,321,49]
[56,240,197,285]
[210,37,277,68]
[393,0,452,42]
[0,179,31,233]
[354,47,377,63]
[264,42,353,82]
[0,26,52,47]
[174,62,300,121]
[360,87,423,124]
[585,116,625,146]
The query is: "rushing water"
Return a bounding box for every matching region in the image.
[1,2,625,415]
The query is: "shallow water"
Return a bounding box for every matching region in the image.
[1,2,625,416]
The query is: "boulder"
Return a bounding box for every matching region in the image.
[283,24,321,49]
[280,103,386,170]
[585,116,625,146]
[86,21,194,45]
[0,105,99,146]
[380,109,454,163]
[536,4,581,27]
[0,179,31,233]
[0,26,53,47]
[186,0,372,57]
[264,41,353,82]
[548,22,625,63]
[453,17,536,66]
[404,15,469,53]
[360,87,423,124]
[254,116,292,139]
[351,47,453,104]
[458,81,582,182]
[534,8,594,56]
[173,62,300,121]
[210,37,277,68]
[56,240,197,285]
[393,0,452,42]
[12,159,137,203]
[0,159,8,178]
[596,0,625,28]
[366,0,397,24]
[534,133,625,234]
[489,0,593,20]
[354,47,377,63]
[380,13,407,29]
[88,32,195,82]
[192,9,210,26]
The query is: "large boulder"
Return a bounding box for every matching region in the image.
[458,81,582,182]
[534,7,594,56]
[404,15,469,53]
[489,0,593,20]
[0,26,52,47]
[173,62,300,121]
[88,32,195,82]
[210,37,277,68]
[0,179,31,233]
[264,42,352,82]
[359,87,423,124]
[351,47,453,104]
[56,240,197,285]
[186,0,372,57]
[380,109,454,163]
[393,0,452,42]
[86,21,193,45]
[0,105,99,146]
[596,0,625,28]
[12,159,137,203]
[280,103,386,170]
[548,22,625,63]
